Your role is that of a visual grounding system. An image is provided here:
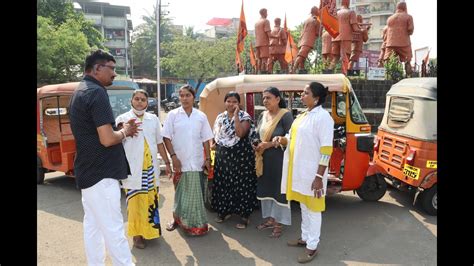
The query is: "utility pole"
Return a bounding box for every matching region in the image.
[156,0,161,117]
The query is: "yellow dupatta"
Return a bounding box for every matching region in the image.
[255,108,289,177]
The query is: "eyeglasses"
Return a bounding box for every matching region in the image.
[98,64,116,71]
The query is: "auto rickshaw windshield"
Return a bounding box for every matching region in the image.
[349,91,368,124]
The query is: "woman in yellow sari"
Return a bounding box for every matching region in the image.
[116,89,171,249]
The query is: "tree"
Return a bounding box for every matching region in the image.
[37,16,90,85]
[131,6,179,79]
[37,0,105,49]
[161,36,235,84]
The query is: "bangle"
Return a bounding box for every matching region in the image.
[315,173,323,179]
[119,129,126,139]
[170,153,176,157]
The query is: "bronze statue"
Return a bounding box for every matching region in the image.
[383,2,414,76]
[377,26,388,67]
[254,8,272,74]
[321,29,333,70]
[291,6,320,74]
[268,18,288,73]
[328,0,360,73]
[349,15,370,70]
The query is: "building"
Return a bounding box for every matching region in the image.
[73,1,133,76]
[348,0,397,51]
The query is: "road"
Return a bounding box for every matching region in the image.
[38,172,436,265]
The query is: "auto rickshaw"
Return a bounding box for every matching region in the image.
[199,74,386,208]
[368,77,437,215]
[37,81,138,184]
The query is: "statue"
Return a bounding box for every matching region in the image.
[328,0,360,73]
[291,6,320,74]
[349,15,370,70]
[383,2,414,76]
[268,18,288,73]
[377,26,388,67]
[321,29,333,70]
[254,8,272,74]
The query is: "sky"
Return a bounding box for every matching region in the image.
[108,0,436,59]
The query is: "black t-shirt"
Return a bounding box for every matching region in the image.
[69,75,130,189]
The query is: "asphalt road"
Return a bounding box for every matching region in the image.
[38,172,436,265]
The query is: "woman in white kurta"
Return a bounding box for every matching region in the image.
[161,85,214,236]
[275,82,334,263]
[116,89,171,249]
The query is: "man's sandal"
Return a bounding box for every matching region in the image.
[256,220,275,230]
[297,248,318,263]
[235,218,249,229]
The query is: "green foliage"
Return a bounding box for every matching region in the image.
[161,36,235,82]
[37,0,105,49]
[384,53,404,81]
[37,16,90,85]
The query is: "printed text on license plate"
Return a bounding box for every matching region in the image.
[403,164,420,180]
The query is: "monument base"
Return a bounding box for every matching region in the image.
[296,69,308,74]
[347,69,360,76]
[322,69,333,74]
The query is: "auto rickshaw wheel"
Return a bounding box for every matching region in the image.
[37,166,45,184]
[37,157,45,184]
[419,184,437,216]
[355,174,387,201]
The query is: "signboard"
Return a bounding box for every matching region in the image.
[367,67,385,80]
[353,50,382,70]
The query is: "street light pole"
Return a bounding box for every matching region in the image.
[156,0,161,117]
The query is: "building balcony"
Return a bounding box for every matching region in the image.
[84,14,102,26]
[103,17,127,29]
[105,39,128,48]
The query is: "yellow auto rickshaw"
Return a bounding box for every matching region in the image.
[199,74,386,208]
[368,77,437,215]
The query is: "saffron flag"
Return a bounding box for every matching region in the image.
[423,49,431,64]
[283,15,298,64]
[319,0,339,38]
[235,48,243,72]
[249,43,257,68]
[236,0,247,53]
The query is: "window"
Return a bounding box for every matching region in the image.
[387,96,414,128]
[336,92,346,117]
[349,91,368,124]
[379,15,390,26]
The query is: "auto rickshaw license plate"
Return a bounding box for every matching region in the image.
[403,164,420,180]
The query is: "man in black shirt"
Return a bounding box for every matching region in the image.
[69,49,139,266]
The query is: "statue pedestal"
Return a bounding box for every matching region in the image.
[347,70,360,76]
[322,69,333,74]
[296,69,308,74]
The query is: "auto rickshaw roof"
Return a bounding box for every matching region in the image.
[201,74,351,97]
[37,82,80,99]
[37,80,139,99]
[387,77,437,100]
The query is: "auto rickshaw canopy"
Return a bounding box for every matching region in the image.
[37,82,79,99]
[199,74,352,126]
[379,77,437,141]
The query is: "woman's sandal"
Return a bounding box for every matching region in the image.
[269,224,283,238]
[256,220,275,230]
[165,220,178,231]
[235,218,249,229]
[215,214,231,223]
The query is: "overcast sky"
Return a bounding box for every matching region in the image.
[108,0,436,59]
